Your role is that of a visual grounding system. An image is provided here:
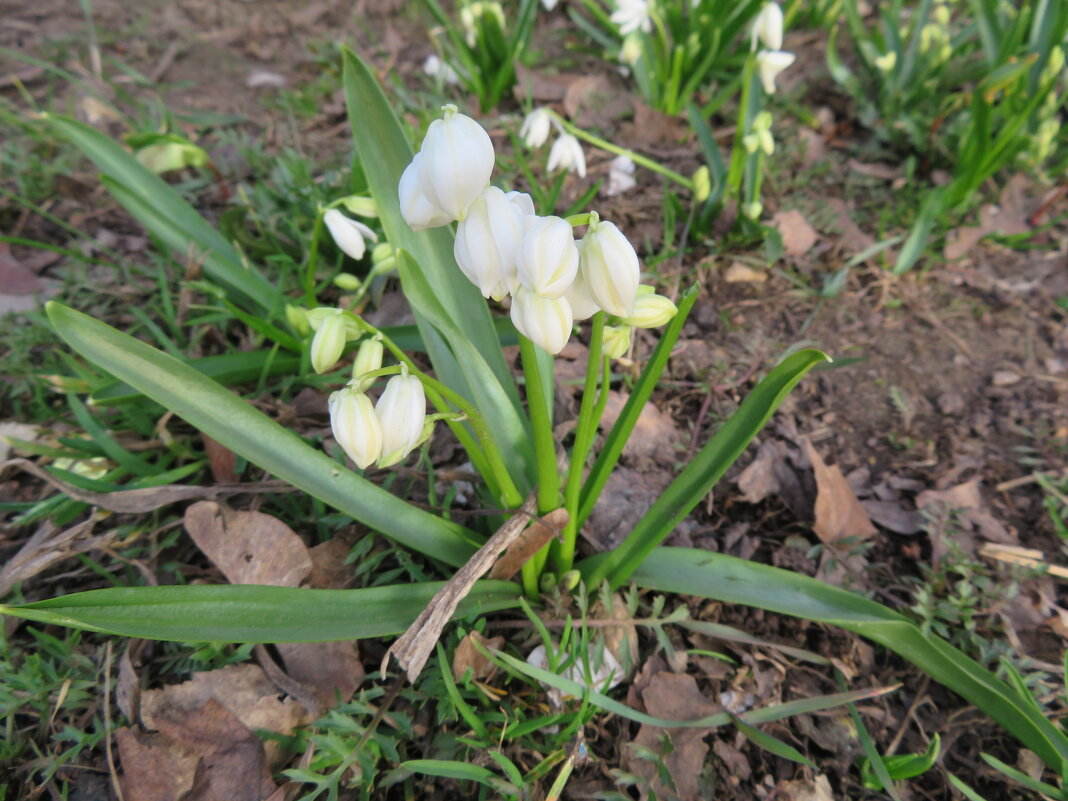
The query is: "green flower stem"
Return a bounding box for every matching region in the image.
[356,317,523,510]
[556,312,606,573]
[304,212,325,307]
[726,54,757,201]
[547,112,693,190]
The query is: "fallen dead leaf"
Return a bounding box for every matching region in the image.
[452,631,505,682]
[562,74,630,129]
[724,262,768,283]
[0,422,38,462]
[0,242,45,295]
[847,159,901,181]
[203,435,238,483]
[779,775,835,801]
[586,467,671,551]
[737,441,782,503]
[773,209,819,257]
[823,197,876,256]
[804,440,877,545]
[599,392,680,467]
[490,508,568,580]
[944,173,1032,260]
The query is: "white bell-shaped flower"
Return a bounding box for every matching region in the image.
[520,107,553,148]
[547,134,586,178]
[415,104,495,221]
[454,186,529,300]
[756,50,795,94]
[329,386,383,469]
[516,215,579,299]
[610,0,652,36]
[750,3,784,51]
[620,287,677,328]
[565,269,601,322]
[399,153,453,231]
[505,190,536,217]
[578,214,640,317]
[605,155,637,197]
[375,370,427,467]
[323,209,377,261]
[510,287,573,355]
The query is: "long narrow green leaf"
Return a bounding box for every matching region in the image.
[586,349,829,588]
[46,115,279,315]
[632,548,1068,771]
[47,302,479,565]
[0,582,520,642]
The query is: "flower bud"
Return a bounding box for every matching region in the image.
[874,51,896,72]
[375,370,427,467]
[691,165,711,202]
[334,273,361,291]
[547,134,586,178]
[755,50,795,94]
[329,386,383,469]
[579,215,640,317]
[351,337,384,390]
[286,304,310,336]
[520,108,553,149]
[744,200,764,219]
[751,3,784,51]
[510,288,573,354]
[620,33,643,65]
[310,311,349,373]
[505,190,536,217]
[323,209,377,261]
[454,186,529,300]
[620,290,677,328]
[516,215,579,298]
[340,195,378,218]
[415,105,495,221]
[602,325,631,359]
[399,152,453,231]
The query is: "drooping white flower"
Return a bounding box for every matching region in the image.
[755,50,795,94]
[323,209,377,261]
[423,53,460,85]
[375,370,427,467]
[578,215,640,317]
[516,215,579,298]
[541,0,559,10]
[329,386,383,469]
[454,186,529,300]
[605,154,637,197]
[510,288,573,354]
[399,152,453,231]
[619,287,677,328]
[505,190,536,217]
[520,107,553,149]
[408,104,495,223]
[750,3,784,51]
[547,134,586,178]
[610,0,652,36]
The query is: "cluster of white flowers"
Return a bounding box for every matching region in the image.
[520,107,587,179]
[751,3,795,94]
[398,104,677,356]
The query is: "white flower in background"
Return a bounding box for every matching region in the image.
[602,325,632,359]
[516,215,579,298]
[743,111,775,155]
[520,107,554,148]
[750,3,784,51]
[399,152,453,230]
[329,386,383,469]
[541,0,559,10]
[310,311,349,374]
[619,33,643,66]
[510,288,573,354]
[578,215,640,317]
[375,369,427,467]
[610,0,652,36]
[874,51,896,72]
[454,186,529,300]
[323,209,377,261]
[547,133,586,178]
[460,1,506,46]
[605,154,636,197]
[422,53,460,85]
[620,286,677,328]
[526,643,622,706]
[402,104,495,224]
[565,270,601,321]
[755,50,795,94]
[744,200,764,219]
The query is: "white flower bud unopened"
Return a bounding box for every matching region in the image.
[454,186,529,300]
[323,209,377,261]
[375,371,427,467]
[505,190,536,217]
[310,312,349,374]
[511,288,573,354]
[756,50,795,94]
[415,105,495,221]
[547,134,586,178]
[351,338,384,390]
[620,289,677,328]
[399,153,452,231]
[520,108,553,149]
[329,387,383,469]
[579,215,640,317]
[750,3,784,51]
[602,325,632,359]
[516,216,579,299]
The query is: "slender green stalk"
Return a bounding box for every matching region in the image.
[726,54,757,200]
[547,112,694,190]
[304,212,325,306]
[556,313,606,572]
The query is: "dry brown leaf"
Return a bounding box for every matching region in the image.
[847,159,901,180]
[724,262,768,283]
[490,508,568,579]
[737,441,782,503]
[824,197,876,256]
[514,65,584,101]
[116,728,197,801]
[203,434,238,484]
[0,517,117,598]
[451,631,505,682]
[773,209,819,257]
[276,642,363,708]
[586,467,671,551]
[779,775,835,801]
[599,392,680,467]
[562,74,630,129]
[184,501,312,587]
[0,242,45,295]
[804,440,877,544]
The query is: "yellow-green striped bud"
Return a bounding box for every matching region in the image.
[286,304,310,336]
[602,325,632,359]
[692,165,711,202]
[351,337,384,390]
[620,288,677,329]
[334,273,361,291]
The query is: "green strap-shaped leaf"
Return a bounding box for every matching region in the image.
[586,348,829,588]
[633,548,1068,772]
[47,302,479,566]
[46,115,279,316]
[0,582,520,642]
